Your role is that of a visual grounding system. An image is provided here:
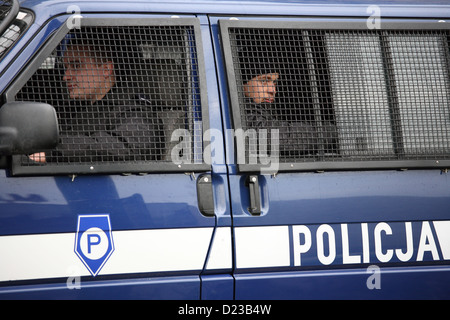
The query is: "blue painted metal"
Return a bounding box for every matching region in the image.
[16,0,450,19]
[0,0,449,299]
[0,11,225,299]
[234,265,450,299]
[229,170,450,226]
[0,275,201,299]
[0,171,216,235]
[201,274,234,299]
[207,12,450,299]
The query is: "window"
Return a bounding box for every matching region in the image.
[0,10,32,60]
[220,20,450,172]
[9,18,209,175]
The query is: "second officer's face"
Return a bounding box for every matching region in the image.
[243,73,279,104]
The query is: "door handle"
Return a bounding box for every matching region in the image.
[245,175,261,216]
[197,174,215,217]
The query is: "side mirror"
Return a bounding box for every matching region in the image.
[0,102,59,155]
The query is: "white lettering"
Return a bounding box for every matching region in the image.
[178,304,212,317]
[316,224,336,265]
[341,224,361,264]
[285,220,448,268]
[417,221,439,261]
[361,223,370,263]
[292,225,312,266]
[433,221,450,260]
[374,222,393,263]
[395,222,414,262]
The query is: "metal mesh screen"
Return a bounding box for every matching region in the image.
[0,9,31,59]
[15,24,204,171]
[227,25,450,168]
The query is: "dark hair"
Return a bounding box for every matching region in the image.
[67,27,142,91]
[235,30,279,83]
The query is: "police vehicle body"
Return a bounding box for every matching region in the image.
[0,0,449,299]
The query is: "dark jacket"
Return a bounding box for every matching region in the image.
[244,100,319,159]
[49,87,165,163]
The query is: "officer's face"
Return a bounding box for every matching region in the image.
[63,45,114,101]
[243,73,279,104]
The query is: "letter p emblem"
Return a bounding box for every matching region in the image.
[75,215,114,277]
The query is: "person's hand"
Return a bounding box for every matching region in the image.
[29,152,46,163]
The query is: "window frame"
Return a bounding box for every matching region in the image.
[6,16,210,176]
[219,18,450,173]
[0,9,33,62]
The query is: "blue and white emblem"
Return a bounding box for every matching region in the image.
[74,214,114,277]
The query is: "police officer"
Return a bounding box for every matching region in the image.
[241,68,318,159]
[31,30,164,163]
[237,31,337,160]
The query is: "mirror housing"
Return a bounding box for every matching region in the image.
[0,102,59,155]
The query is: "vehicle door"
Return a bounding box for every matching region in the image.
[214,16,450,299]
[0,12,230,299]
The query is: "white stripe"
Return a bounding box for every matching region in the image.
[235,226,290,269]
[0,233,81,281]
[103,228,213,275]
[206,227,232,270]
[0,227,213,282]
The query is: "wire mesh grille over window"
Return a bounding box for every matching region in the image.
[228,27,450,166]
[16,25,204,169]
[0,9,31,60]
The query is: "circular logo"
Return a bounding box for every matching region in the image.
[80,227,109,260]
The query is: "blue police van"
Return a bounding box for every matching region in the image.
[0,0,449,300]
